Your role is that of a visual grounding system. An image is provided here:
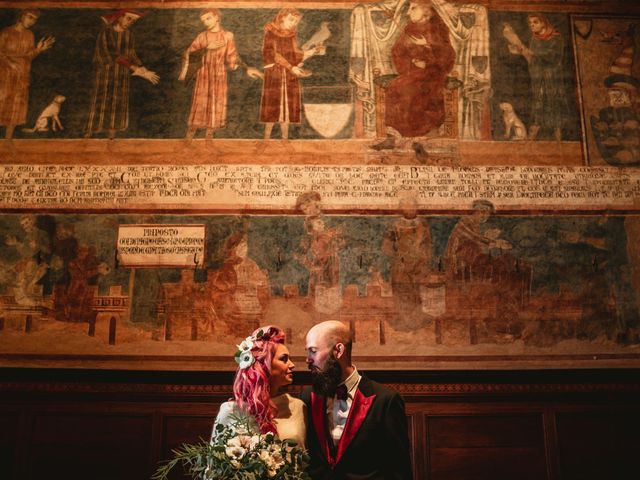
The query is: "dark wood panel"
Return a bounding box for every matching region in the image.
[429,414,544,447]
[430,446,547,480]
[428,415,547,480]
[28,413,153,480]
[1,369,639,480]
[556,412,640,480]
[0,412,19,480]
[162,415,218,480]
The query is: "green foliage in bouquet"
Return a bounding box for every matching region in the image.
[152,414,311,480]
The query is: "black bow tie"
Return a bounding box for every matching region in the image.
[335,384,349,401]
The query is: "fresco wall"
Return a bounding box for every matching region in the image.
[1,0,640,369]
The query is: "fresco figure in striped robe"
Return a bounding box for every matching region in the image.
[178,9,262,141]
[85,9,159,139]
[0,9,54,139]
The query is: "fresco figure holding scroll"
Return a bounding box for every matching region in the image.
[85,9,159,139]
[503,14,566,141]
[0,9,54,140]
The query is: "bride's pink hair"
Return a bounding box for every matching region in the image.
[233,325,286,435]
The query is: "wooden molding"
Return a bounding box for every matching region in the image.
[2,380,639,399]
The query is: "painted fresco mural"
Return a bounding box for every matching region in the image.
[0,211,639,368]
[0,7,353,140]
[0,3,583,151]
[1,2,640,369]
[574,16,640,167]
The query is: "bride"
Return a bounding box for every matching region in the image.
[213,325,306,448]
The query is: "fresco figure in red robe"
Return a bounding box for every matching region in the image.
[260,8,325,140]
[0,9,54,139]
[55,245,109,323]
[373,0,455,150]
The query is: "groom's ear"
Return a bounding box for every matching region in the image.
[334,342,345,359]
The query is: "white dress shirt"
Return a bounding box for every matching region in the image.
[326,367,361,445]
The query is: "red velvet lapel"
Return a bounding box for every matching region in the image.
[311,392,331,464]
[334,389,376,466]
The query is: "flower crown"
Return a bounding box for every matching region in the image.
[234,329,265,369]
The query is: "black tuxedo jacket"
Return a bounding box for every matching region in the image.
[300,375,413,480]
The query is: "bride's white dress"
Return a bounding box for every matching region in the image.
[213,393,307,448]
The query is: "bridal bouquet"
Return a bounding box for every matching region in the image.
[152,414,310,480]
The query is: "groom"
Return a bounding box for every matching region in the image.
[301,321,413,479]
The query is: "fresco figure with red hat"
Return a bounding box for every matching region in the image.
[0,9,54,140]
[85,9,159,139]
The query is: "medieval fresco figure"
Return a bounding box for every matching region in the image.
[445,200,512,281]
[371,0,455,151]
[260,8,325,140]
[202,231,270,336]
[85,9,159,139]
[295,190,323,218]
[55,245,109,323]
[431,0,492,140]
[503,14,566,141]
[297,216,344,314]
[178,9,262,141]
[294,191,343,314]
[4,215,51,306]
[383,195,433,329]
[351,0,490,140]
[0,9,54,139]
[48,221,77,284]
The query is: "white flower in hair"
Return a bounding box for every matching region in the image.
[237,336,254,352]
[236,350,255,369]
[234,329,265,369]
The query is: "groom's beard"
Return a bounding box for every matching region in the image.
[310,356,343,396]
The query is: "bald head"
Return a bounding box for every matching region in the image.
[306,321,353,379]
[309,321,351,348]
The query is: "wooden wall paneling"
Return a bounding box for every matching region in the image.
[406,410,426,480]
[2,369,640,479]
[556,410,640,480]
[27,411,154,480]
[161,412,221,480]
[0,410,19,480]
[151,410,165,479]
[427,413,548,480]
[542,407,561,480]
